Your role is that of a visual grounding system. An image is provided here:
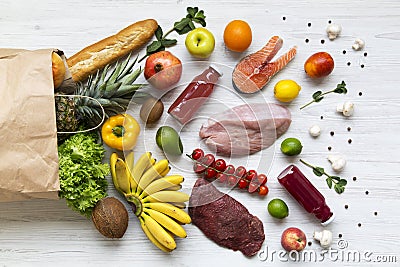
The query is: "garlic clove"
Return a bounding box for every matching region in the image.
[326,24,342,40]
[352,38,365,51]
[337,101,354,117]
[314,230,333,248]
[328,155,346,172]
[342,101,354,117]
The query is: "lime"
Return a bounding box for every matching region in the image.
[280,137,303,156]
[156,126,183,155]
[268,198,289,219]
[274,80,301,102]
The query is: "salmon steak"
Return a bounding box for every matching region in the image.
[232,36,297,94]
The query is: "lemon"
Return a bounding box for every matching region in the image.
[156,126,183,155]
[280,137,303,156]
[274,80,301,102]
[268,198,289,219]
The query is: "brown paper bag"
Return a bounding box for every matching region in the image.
[0,48,60,201]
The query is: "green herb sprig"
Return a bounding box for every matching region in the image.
[300,159,347,194]
[300,81,347,110]
[139,7,206,62]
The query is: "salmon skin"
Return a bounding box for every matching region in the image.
[232,36,297,94]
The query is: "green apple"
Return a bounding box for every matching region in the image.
[185,28,215,59]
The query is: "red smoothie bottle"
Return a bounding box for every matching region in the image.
[277,164,335,225]
[168,65,222,124]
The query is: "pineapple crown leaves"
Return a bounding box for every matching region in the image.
[74,54,149,124]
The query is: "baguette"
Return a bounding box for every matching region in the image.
[67,19,158,82]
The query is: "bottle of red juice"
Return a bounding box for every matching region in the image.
[277,164,335,225]
[168,65,222,124]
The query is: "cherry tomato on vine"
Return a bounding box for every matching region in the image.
[191,148,204,160]
[216,173,228,183]
[238,179,249,189]
[204,168,217,179]
[234,166,247,178]
[248,182,259,193]
[228,175,238,186]
[257,174,268,185]
[214,159,227,172]
[224,165,236,175]
[245,170,257,182]
[258,185,269,196]
[193,154,215,173]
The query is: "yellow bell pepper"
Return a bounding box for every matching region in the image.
[101,114,140,151]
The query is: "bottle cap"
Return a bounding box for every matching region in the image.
[321,210,335,226]
[209,64,223,77]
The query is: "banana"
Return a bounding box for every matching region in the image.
[115,158,132,194]
[110,152,132,195]
[125,151,135,172]
[140,175,184,198]
[124,151,138,192]
[169,202,187,209]
[136,159,170,195]
[141,213,176,250]
[131,152,154,190]
[165,184,182,191]
[144,208,187,238]
[139,217,173,253]
[143,190,190,203]
[159,165,171,177]
[110,153,119,190]
[143,202,191,224]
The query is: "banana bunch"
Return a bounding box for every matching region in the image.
[110,152,191,252]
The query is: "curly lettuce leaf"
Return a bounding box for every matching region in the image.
[58,132,109,217]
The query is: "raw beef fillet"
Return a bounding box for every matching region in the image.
[189,178,265,257]
[199,103,291,156]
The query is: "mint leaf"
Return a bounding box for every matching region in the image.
[155,26,163,41]
[161,38,177,47]
[331,176,341,181]
[334,184,345,194]
[174,17,191,31]
[187,6,198,17]
[146,40,163,54]
[312,91,322,99]
[313,167,325,176]
[326,178,333,189]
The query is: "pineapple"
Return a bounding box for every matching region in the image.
[55,55,148,136]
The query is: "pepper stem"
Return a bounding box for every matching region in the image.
[112,126,125,137]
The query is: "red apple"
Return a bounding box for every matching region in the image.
[281,227,307,252]
[304,52,334,78]
[144,51,182,90]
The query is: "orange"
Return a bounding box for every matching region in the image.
[223,20,252,52]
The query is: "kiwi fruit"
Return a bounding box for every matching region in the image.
[140,96,164,123]
[91,197,129,238]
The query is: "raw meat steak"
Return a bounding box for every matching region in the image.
[189,178,265,257]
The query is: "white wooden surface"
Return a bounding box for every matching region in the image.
[1,0,400,266]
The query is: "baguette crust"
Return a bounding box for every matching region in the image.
[67,19,158,82]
